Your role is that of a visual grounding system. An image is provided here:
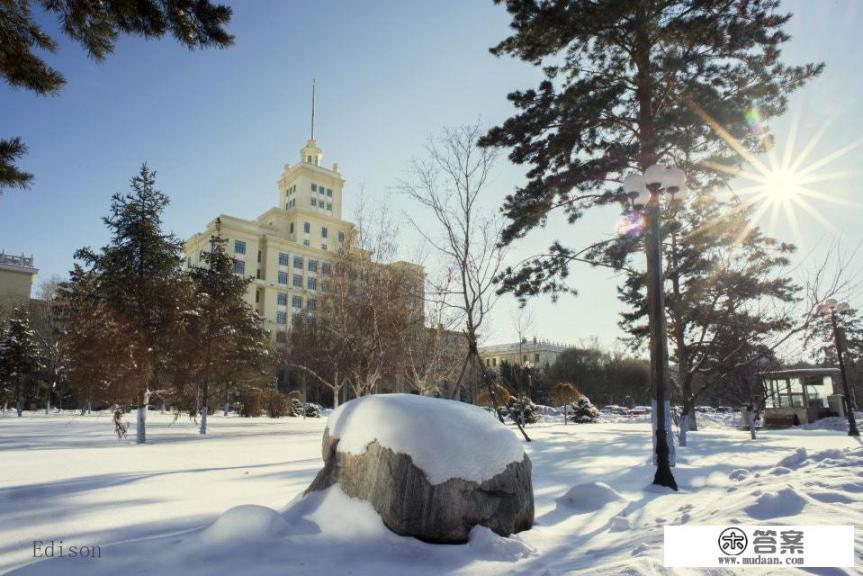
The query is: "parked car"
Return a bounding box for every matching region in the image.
[630,405,651,415]
[600,405,629,415]
[715,406,734,414]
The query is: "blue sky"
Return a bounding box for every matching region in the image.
[1,0,861,353]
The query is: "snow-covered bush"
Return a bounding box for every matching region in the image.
[288,398,321,418]
[507,395,540,424]
[569,396,599,423]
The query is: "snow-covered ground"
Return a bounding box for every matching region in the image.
[1,409,861,575]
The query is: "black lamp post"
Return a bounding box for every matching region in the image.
[818,300,860,437]
[623,164,686,491]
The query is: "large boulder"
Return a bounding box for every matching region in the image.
[304,394,534,543]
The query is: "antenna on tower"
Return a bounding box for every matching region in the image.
[311,78,316,141]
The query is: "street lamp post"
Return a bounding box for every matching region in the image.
[818,300,860,436]
[623,165,686,491]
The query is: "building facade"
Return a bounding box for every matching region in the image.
[479,338,568,372]
[0,252,38,310]
[184,137,422,348]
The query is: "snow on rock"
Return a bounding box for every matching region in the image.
[327,394,524,484]
[557,481,627,511]
[307,394,534,543]
[197,505,288,545]
[744,486,809,519]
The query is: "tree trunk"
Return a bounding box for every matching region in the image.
[223,402,230,416]
[747,409,757,440]
[679,412,688,447]
[45,398,50,415]
[200,380,209,435]
[136,405,147,443]
[15,377,22,417]
[563,403,567,425]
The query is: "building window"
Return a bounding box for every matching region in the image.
[304,221,310,234]
[255,291,260,303]
[278,271,288,284]
[326,202,332,211]
[311,183,317,192]
[321,262,332,275]
[327,188,333,197]
[290,222,294,234]
[338,231,345,243]
[293,256,303,269]
[292,295,302,309]
[276,331,287,343]
[307,298,316,311]
[257,250,262,263]
[292,275,302,288]
[308,277,317,290]
[256,269,262,279]
[233,261,245,275]
[277,293,287,306]
[276,312,287,325]
[303,239,310,247]
[321,227,328,238]
[234,240,246,255]
[308,259,318,273]
[279,252,289,266]
[311,198,317,207]
[534,353,540,363]
[322,243,327,251]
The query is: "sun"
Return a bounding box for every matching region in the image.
[759,168,805,203]
[689,100,863,243]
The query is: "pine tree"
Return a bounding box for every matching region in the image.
[0,307,42,416]
[570,396,600,424]
[61,265,151,417]
[611,188,798,433]
[74,164,184,442]
[185,231,267,434]
[483,1,821,277]
[1,0,233,191]
[481,1,821,472]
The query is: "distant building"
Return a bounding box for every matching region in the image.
[479,338,568,372]
[184,91,423,348]
[0,252,37,309]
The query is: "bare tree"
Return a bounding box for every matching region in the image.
[286,197,423,406]
[400,122,530,441]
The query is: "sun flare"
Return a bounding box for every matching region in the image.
[690,100,863,243]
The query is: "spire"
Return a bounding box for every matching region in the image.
[310,78,316,141]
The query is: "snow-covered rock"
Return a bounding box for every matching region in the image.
[305,394,534,543]
[198,505,288,545]
[326,393,525,484]
[557,481,626,511]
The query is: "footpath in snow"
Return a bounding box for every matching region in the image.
[0,409,861,575]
